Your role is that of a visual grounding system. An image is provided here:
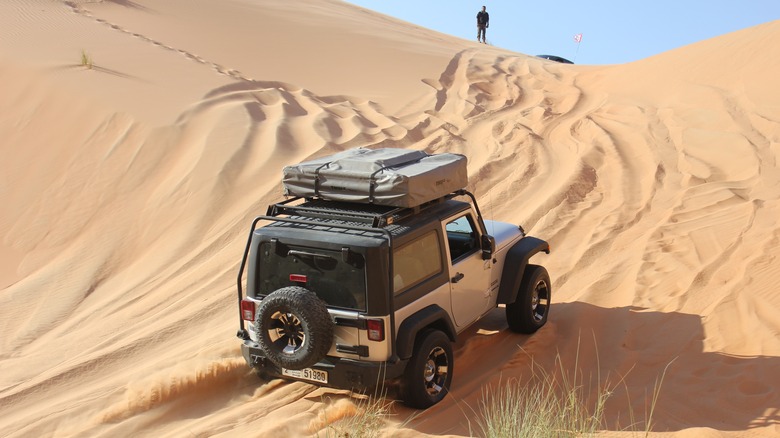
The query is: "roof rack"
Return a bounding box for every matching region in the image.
[265,191,467,228]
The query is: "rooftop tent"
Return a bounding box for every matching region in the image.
[283,148,468,208]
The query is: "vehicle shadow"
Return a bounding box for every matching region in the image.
[399,302,780,435]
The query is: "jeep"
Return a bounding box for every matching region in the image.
[236,185,551,409]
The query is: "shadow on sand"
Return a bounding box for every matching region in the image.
[401,302,780,435]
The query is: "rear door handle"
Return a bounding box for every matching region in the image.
[451,272,464,283]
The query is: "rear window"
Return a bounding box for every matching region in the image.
[256,243,367,311]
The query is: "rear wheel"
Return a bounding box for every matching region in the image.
[402,329,453,409]
[506,265,551,333]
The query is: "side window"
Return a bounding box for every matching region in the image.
[446,215,478,262]
[393,231,442,293]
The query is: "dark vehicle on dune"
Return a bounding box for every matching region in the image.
[537,54,574,64]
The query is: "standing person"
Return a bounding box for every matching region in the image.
[476,6,489,44]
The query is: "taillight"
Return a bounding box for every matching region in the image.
[366,319,385,342]
[240,299,256,321]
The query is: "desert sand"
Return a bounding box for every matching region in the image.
[1,0,779,436]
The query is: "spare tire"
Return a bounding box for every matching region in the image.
[254,286,334,370]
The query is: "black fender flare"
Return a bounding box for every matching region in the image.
[497,236,550,305]
[396,305,457,360]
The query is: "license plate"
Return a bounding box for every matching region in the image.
[282,367,328,384]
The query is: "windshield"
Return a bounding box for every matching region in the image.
[256,243,367,311]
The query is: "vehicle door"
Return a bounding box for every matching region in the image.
[444,212,493,328]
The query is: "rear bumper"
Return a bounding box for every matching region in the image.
[241,340,407,392]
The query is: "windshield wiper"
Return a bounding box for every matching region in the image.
[287,249,334,260]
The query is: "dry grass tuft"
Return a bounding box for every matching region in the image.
[81,49,93,69]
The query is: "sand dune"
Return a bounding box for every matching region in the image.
[1,0,779,436]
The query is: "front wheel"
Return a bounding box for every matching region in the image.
[402,329,453,409]
[506,264,551,334]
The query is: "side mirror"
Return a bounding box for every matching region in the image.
[481,235,496,260]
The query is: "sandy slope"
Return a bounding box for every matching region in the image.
[1,0,779,436]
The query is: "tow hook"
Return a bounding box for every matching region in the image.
[250,354,265,366]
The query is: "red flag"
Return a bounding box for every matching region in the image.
[574,33,583,43]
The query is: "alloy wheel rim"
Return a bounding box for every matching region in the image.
[531,280,550,322]
[423,346,449,396]
[268,311,306,355]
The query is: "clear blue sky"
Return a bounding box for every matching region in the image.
[345,1,779,65]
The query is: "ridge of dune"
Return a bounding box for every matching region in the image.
[587,20,780,109]
[1,1,780,437]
